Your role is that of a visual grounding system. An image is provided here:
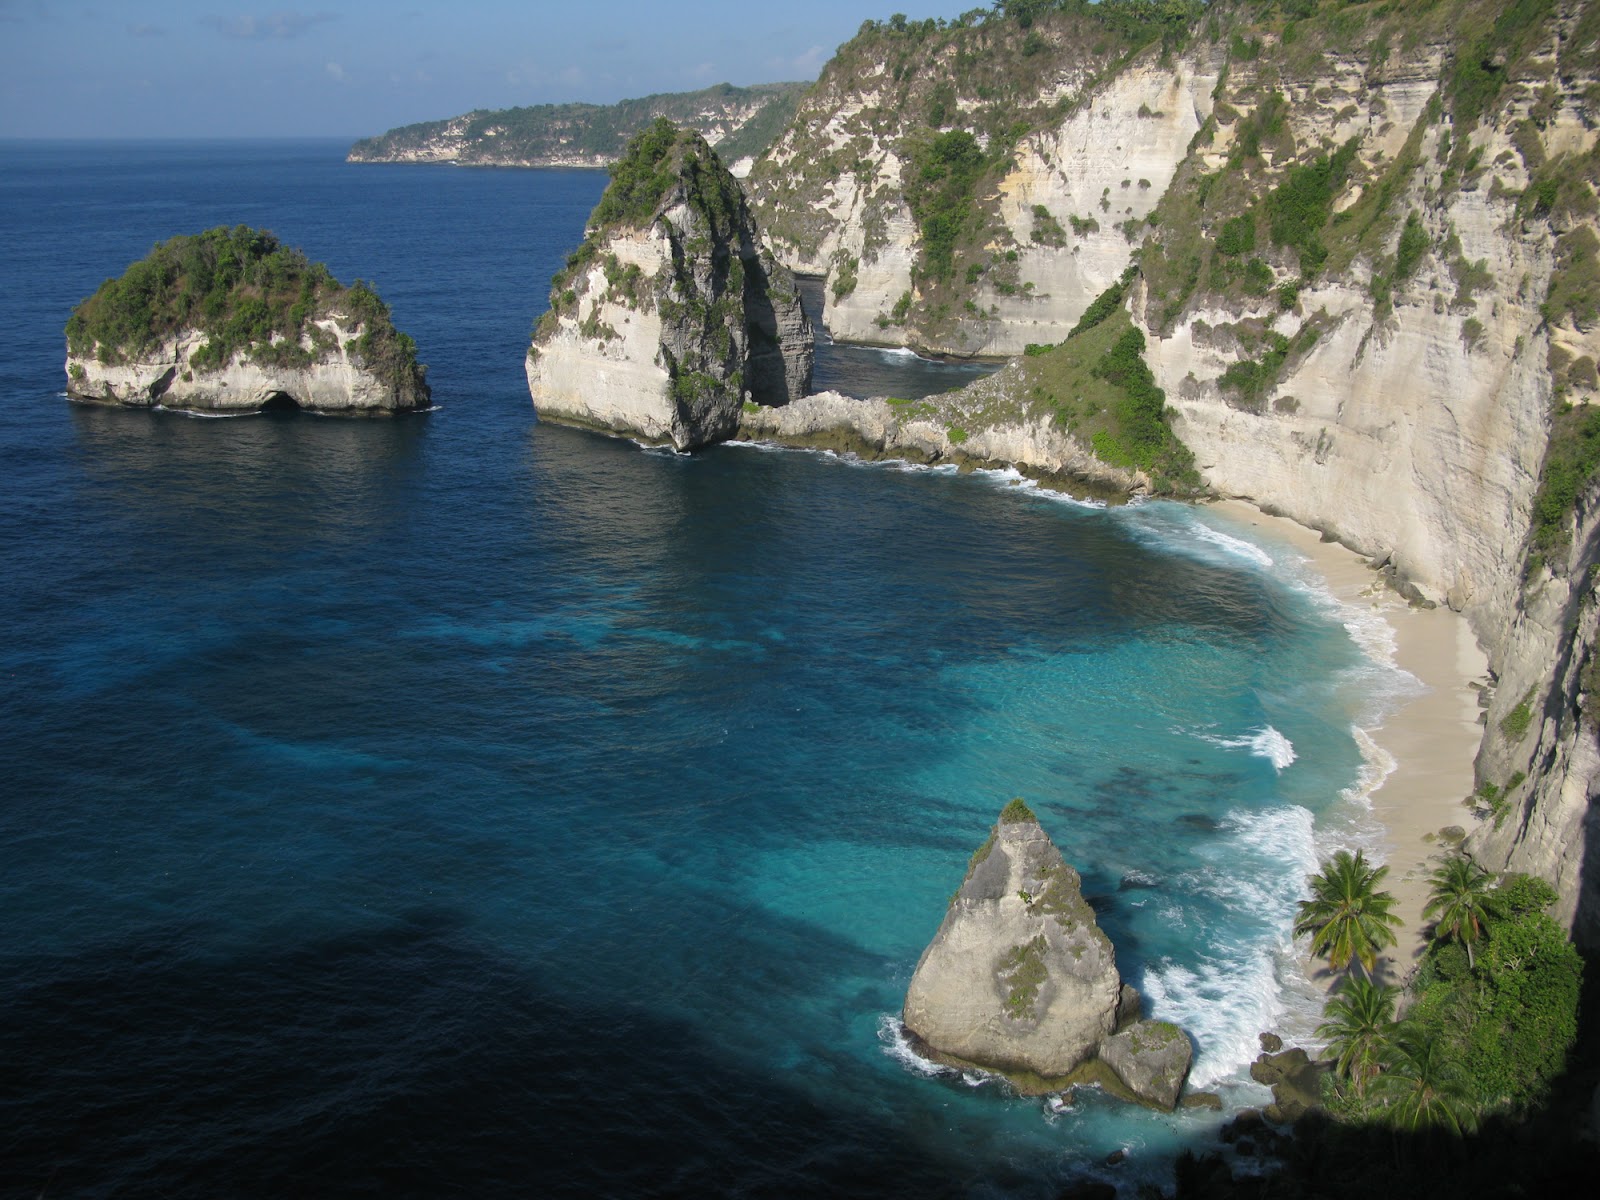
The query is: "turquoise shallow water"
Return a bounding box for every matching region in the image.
[0,141,1408,1197]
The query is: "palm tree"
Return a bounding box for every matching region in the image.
[1316,974,1398,1097]
[1375,1027,1478,1137]
[1293,849,1402,978]
[1421,854,1494,968]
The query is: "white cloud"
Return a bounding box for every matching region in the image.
[766,44,827,79]
[202,10,334,40]
[325,61,345,82]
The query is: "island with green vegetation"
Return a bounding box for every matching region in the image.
[65,225,430,415]
[348,82,809,173]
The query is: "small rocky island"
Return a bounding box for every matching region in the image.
[527,118,812,451]
[903,799,1193,1110]
[65,225,429,415]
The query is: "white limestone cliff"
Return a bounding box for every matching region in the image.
[527,124,812,451]
[65,315,427,415]
[750,40,1221,357]
[742,2,1600,943]
[1469,486,1600,945]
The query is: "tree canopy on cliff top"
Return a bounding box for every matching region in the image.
[66,225,422,386]
[349,82,808,167]
[583,119,744,239]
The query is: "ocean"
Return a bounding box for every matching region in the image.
[0,140,1409,1197]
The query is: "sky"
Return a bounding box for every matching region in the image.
[0,0,988,139]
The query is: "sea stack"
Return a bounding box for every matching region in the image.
[903,799,1192,1108]
[526,118,812,451]
[64,225,429,415]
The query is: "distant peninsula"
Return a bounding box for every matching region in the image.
[347,82,808,174]
[65,225,430,415]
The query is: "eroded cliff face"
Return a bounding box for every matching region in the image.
[527,122,811,451]
[745,1,1600,942]
[66,315,428,414]
[1120,4,1600,943]
[1470,485,1600,946]
[1134,22,1585,653]
[746,10,1215,357]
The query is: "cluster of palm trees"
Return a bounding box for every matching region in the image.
[1291,848,1495,1135]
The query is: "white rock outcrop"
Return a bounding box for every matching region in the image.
[528,124,812,451]
[66,316,427,415]
[903,802,1122,1083]
[737,388,1147,495]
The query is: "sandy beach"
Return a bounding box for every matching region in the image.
[1208,500,1492,986]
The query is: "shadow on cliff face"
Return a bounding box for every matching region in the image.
[258,391,303,415]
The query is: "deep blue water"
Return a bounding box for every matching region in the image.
[0,141,1401,1197]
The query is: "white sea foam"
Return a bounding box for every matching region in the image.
[1143,806,1321,1086]
[1189,523,1276,569]
[876,1012,947,1077]
[876,1013,995,1087]
[1196,725,1297,772]
[1114,506,1282,574]
[1340,725,1397,811]
[970,464,1106,508]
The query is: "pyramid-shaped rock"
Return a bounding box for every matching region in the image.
[903,800,1122,1081]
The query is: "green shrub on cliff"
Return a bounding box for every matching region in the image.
[1016,308,1197,492]
[587,119,744,244]
[1400,874,1581,1117]
[64,225,422,387]
[1528,403,1600,569]
[906,130,989,284]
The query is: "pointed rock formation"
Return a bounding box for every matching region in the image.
[527,118,812,451]
[903,799,1122,1083]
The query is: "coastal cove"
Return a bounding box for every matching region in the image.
[0,141,1476,1195]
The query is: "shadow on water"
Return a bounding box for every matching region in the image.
[0,912,1031,1200]
[1172,968,1600,1199]
[795,277,1001,401]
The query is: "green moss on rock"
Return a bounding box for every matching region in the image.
[999,797,1037,824]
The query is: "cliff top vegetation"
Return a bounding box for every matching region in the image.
[586,118,744,235]
[538,119,750,334]
[65,226,423,388]
[349,82,808,166]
